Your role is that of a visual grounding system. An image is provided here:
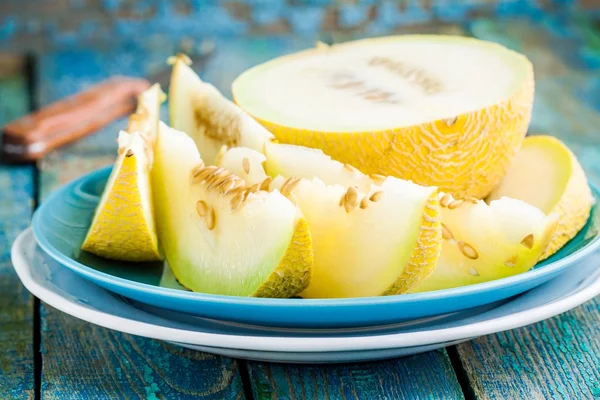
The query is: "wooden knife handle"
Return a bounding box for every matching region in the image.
[1,76,150,162]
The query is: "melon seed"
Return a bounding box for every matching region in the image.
[520,234,534,249]
[458,241,478,259]
[196,200,208,217]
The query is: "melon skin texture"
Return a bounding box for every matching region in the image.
[219,146,442,297]
[81,84,164,262]
[81,132,161,262]
[169,55,273,165]
[151,123,312,297]
[487,135,593,260]
[409,193,558,293]
[232,35,535,199]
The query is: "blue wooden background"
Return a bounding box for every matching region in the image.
[2,0,600,49]
[1,0,600,398]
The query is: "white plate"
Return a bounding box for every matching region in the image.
[12,228,600,363]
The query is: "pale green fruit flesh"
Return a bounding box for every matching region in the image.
[274,176,436,298]
[232,35,531,132]
[169,57,273,164]
[409,194,558,293]
[264,142,372,190]
[218,146,269,184]
[220,145,441,297]
[151,123,311,297]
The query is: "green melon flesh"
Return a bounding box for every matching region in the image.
[151,122,311,297]
[218,146,438,298]
[169,56,273,164]
[409,194,558,292]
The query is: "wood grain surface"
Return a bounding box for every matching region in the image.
[0,56,35,399]
[454,14,600,400]
[36,44,245,399]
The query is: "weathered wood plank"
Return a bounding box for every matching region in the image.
[248,351,464,400]
[453,14,600,399]
[0,54,35,399]
[37,44,245,399]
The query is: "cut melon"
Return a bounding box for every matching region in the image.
[81,131,161,261]
[151,122,312,297]
[409,193,558,293]
[232,35,535,198]
[487,135,593,260]
[169,54,273,164]
[81,84,164,262]
[218,145,442,297]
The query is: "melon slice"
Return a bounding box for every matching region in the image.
[81,84,164,262]
[408,193,558,293]
[169,54,273,165]
[151,122,312,297]
[81,131,161,261]
[218,146,442,298]
[232,35,535,198]
[487,135,593,260]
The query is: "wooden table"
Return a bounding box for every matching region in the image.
[1,12,599,400]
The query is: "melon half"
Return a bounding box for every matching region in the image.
[218,145,442,298]
[232,35,535,198]
[151,123,313,297]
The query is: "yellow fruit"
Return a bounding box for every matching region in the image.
[81,132,161,261]
[231,35,535,198]
[487,135,593,260]
[168,54,273,165]
[409,193,558,293]
[151,123,312,297]
[218,145,442,298]
[81,84,164,262]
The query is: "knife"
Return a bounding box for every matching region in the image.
[1,41,215,163]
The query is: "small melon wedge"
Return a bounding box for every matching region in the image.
[218,146,442,297]
[487,135,593,260]
[151,123,312,297]
[232,35,535,198]
[408,193,558,293]
[169,54,273,164]
[81,131,161,261]
[81,84,164,262]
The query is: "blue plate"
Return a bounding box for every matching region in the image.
[31,166,600,328]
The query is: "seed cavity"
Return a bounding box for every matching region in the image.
[196,200,208,217]
[369,190,384,202]
[242,157,250,174]
[441,223,453,240]
[520,234,534,249]
[468,267,479,276]
[458,241,479,260]
[448,199,464,209]
[504,255,518,268]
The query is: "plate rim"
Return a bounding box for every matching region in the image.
[31,165,600,308]
[13,228,600,352]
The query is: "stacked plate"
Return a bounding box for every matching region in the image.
[12,167,600,363]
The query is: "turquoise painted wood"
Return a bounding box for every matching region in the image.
[0,57,35,398]
[248,350,464,399]
[36,45,245,399]
[453,14,600,399]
